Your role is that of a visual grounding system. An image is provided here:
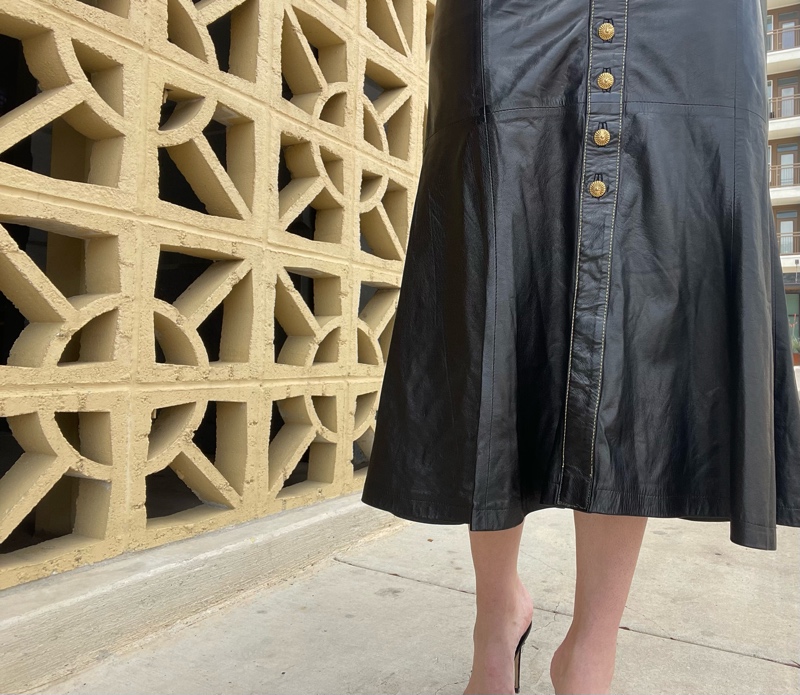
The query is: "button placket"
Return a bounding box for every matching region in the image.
[559,0,629,508]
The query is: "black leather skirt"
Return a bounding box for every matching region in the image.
[360,0,800,549]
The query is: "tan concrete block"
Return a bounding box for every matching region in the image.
[0,389,131,590]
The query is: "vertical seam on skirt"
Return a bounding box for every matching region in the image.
[588,0,630,504]
[559,0,596,501]
[731,1,738,297]
[728,5,739,481]
[477,1,498,512]
[730,3,740,489]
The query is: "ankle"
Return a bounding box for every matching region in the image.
[473,576,534,647]
[475,575,533,622]
[550,628,616,695]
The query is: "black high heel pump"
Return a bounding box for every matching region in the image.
[513,619,533,694]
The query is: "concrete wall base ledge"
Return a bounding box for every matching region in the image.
[0,494,403,694]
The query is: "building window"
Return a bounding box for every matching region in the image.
[768,14,774,51]
[777,211,798,255]
[777,143,798,186]
[786,293,799,354]
[778,12,799,50]
[778,77,798,118]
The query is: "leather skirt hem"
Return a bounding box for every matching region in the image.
[360,487,800,551]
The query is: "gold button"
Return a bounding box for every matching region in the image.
[593,128,611,146]
[598,22,615,41]
[589,180,607,198]
[597,71,615,90]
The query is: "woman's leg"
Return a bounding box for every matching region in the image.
[550,511,648,695]
[464,522,535,695]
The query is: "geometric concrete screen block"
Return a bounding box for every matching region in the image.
[0,0,433,589]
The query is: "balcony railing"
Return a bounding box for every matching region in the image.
[769,94,800,119]
[770,163,800,187]
[778,231,800,255]
[768,27,800,52]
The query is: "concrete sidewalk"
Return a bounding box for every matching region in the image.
[28,501,799,695]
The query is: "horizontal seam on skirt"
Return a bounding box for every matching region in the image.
[380,491,729,510]
[625,101,766,123]
[369,493,516,513]
[368,493,800,522]
[383,494,473,508]
[379,490,800,507]
[594,487,734,499]
[425,100,766,143]
[491,100,764,121]
[595,489,796,528]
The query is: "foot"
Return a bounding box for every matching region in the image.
[549,628,615,695]
[463,576,534,695]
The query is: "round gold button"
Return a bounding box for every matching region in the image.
[597,71,615,90]
[589,180,607,198]
[593,128,611,146]
[598,22,615,41]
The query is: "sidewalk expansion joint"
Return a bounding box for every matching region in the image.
[332,557,476,596]
[332,558,800,670]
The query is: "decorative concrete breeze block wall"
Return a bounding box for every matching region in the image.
[0,0,434,589]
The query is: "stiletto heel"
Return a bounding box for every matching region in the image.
[513,619,533,694]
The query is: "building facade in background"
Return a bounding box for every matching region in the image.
[769,0,800,361]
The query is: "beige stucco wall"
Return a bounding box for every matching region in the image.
[0,0,433,589]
